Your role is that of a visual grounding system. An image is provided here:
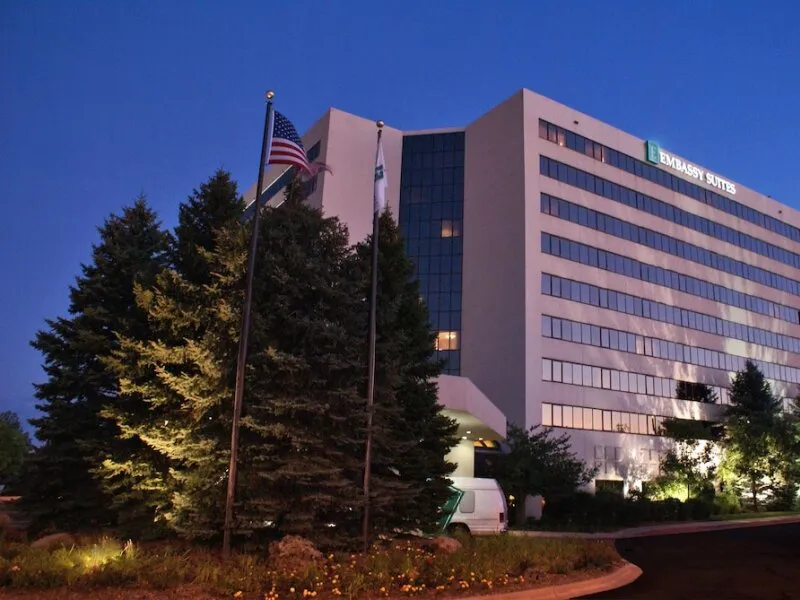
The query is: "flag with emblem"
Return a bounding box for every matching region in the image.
[269,111,331,175]
[374,136,387,213]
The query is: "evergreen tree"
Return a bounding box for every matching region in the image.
[353,211,459,540]
[27,198,170,531]
[675,381,718,404]
[0,411,31,491]
[724,361,784,510]
[236,181,365,549]
[497,424,596,525]
[174,169,246,285]
[99,171,246,538]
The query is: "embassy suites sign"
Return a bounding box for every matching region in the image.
[645,141,736,196]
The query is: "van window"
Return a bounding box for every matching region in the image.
[458,491,475,513]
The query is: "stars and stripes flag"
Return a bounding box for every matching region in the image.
[267,110,331,176]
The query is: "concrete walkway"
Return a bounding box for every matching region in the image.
[509,514,800,540]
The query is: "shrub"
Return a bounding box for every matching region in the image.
[713,490,742,515]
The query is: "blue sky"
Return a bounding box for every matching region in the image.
[1,1,799,428]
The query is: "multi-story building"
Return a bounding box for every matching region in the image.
[244,89,800,502]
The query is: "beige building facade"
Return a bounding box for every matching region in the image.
[244,89,800,494]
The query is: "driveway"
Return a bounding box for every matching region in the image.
[579,523,800,599]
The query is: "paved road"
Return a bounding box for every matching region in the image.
[579,523,800,600]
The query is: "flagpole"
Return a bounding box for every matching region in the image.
[362,120,384,553]
[223,90,275,558]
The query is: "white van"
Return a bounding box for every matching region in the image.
[442,477,508,535]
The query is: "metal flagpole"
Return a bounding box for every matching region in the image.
[362,119,384,553]
[223,90,275,558]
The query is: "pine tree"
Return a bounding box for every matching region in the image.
[27,198,170,531]
[354,211,459,539]
[675,381,718,404]
[235,181,366,549]
[99,171,246,538]
[724,361,784,510]
[0,411,31,491]
[174,169,246,285]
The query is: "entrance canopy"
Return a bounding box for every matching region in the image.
[436,375,507,443]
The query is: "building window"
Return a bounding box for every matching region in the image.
[441,220,462,238]
[543,402,669,438]
[435,330,460,351]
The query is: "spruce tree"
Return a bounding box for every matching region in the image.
[0,411,31,491]
[675,381,718,404]
[724,361,784,510]
[235,181,365,549]
[27,198,170,531]
[100,171,246,538]
[353,211,459,539]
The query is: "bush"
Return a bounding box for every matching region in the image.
[540,492,723,531]
[713,490,742,515]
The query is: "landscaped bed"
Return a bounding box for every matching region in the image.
[0,535,621,599]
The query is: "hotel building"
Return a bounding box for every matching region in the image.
[244,89,800,501]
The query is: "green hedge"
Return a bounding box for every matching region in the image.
[538,492,716,531]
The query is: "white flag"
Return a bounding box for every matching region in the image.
[374,137,387,213]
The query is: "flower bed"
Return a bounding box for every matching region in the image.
[0,535,621,599]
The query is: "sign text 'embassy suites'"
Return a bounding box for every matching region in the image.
[646,141,736,195]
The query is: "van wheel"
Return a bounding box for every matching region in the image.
[446,523,471,541]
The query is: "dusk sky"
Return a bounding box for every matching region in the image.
[2,1,799,429]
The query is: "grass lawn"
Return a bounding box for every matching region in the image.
[513,510,800,533]
[0,535,622,599]
[709,510,800,522]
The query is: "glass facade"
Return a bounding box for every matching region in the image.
[399,132,465,375]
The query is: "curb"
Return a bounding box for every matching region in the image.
[509,514,800,540]
[459,561,642,600]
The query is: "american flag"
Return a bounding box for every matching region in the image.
[268,110,330,176]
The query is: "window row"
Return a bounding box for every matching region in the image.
[429,310,461,331]
[543,153,800,273]
[401,185,465,205]
[435,330,460,351]
[417,271,462,292]
[543,312,795,392]
[405,237,463,259]
[539,120,800,245]
[542,271,800,367]
[400,167,465,188]
[402,132,465,154]
[423,292,462,312]
[542,401,667,436]
[436,349,461,374]
[402,200,463,223]
[541,358,731,404]
[403,218,463,240]
[541,231,800,327]
[542,193,800,318]
[401,150,465,170]
[540,160,800,297]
